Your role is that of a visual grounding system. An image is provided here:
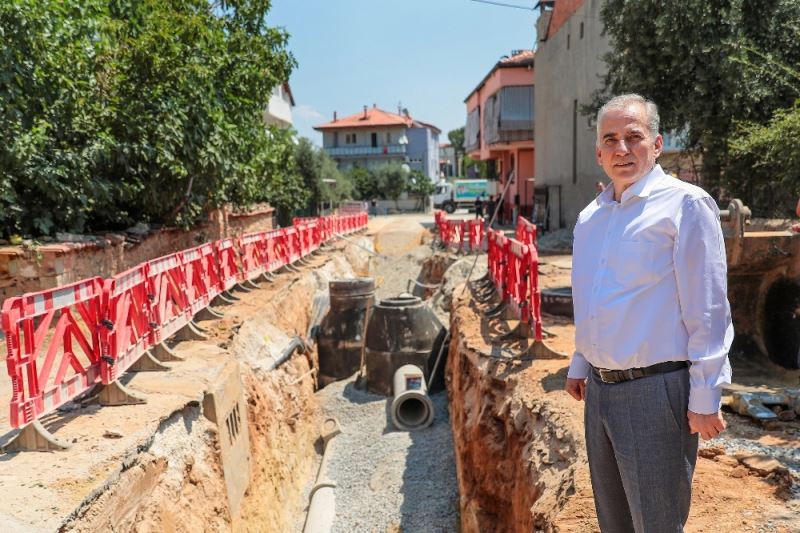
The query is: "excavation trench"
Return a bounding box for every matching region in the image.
[5,218,799,532]
[50,230,579,532]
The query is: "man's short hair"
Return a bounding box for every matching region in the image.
[596,94,660,142]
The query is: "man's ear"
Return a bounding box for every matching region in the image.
[596,146,603,166]
[654,134,663,159]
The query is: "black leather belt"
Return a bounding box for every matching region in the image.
[592,361,688,384]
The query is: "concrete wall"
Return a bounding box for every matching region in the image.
[534,0,610,229]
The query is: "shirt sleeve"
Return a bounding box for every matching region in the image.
[567,351,591,379]
[674,196,733,414]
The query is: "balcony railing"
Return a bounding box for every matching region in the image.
[324,144,407,157]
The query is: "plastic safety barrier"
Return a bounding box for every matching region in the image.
[516,215,538,248]
[238,232,268,282]
[4,278,105,428]
[100,266,152,382]
[0,209,370,447]
[147,253,190,344]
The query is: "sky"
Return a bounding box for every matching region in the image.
[267,0,540,145]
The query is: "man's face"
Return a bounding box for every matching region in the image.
[595,103,663,188]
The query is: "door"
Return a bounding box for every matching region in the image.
[371,133,378,148]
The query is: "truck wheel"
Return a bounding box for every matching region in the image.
[444,202,456,214]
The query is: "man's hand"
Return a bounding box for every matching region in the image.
[565,378,586,401]
[687,410,726,440]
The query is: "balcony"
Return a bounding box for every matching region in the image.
[324,144,407,157]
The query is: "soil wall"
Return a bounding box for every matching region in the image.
[445,286,593,532]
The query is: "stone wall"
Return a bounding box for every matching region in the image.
[0,205,274,307]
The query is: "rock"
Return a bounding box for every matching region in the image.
[738,455,789,477]
[699,446,725,459]
[730,466,749,478]
[714,455,741,467]
[103,429,124,439]
[777,409,796,421]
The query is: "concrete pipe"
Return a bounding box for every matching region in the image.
[391,364,434,431]
[303,417,341,533]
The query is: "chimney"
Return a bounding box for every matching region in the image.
[363,105,368,119]
[373,103,377,109]
[333,111,337,121]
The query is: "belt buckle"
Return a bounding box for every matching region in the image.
[597,368,615,384]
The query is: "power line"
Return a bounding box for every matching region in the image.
[467,0,535,11]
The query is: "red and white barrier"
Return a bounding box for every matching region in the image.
[3,278,105,428]
[1,210,370,449]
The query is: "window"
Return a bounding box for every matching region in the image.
[567,34,570,49]
[346,133,357,144]
[580,21,584,39]
[333,131,339,148]
[371,132,378,147]
[386,132,391,144]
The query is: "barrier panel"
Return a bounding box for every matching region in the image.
[100,266,152,382]
[504,238,529,322]
[516,216,538,248]
[182,242,221,313]
[283,227,301,263]
[527,244,543,341]
[238,232,268,282]
[467,218,485,252]
[264,229,286,272]
[216,238,240,292]
[147,253,190,344]
[4,278,104,428]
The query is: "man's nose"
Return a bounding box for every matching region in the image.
[615,139,630,154]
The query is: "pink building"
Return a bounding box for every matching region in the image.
[464,50,535,222]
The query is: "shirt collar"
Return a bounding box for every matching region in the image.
[596,164,666,206]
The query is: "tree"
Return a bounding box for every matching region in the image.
[375,164,408,208]
[0,0,299,237]
[448,127,465,176]
[727,101,800,216]
[406,170,435,210]
[295,137,352,214]
[595,0,800,194]
[349,167,379,200]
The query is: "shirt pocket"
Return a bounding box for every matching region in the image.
[611,241,655,287]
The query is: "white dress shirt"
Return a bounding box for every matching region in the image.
[568,164,733,415]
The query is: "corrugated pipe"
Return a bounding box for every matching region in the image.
[303,417,342,533]
[391,364,434,431]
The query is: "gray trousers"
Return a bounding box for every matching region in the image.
[585,367,699,532]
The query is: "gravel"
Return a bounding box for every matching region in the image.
[316,375,459,533]
[295,238,459,532]
[369,245,434,300]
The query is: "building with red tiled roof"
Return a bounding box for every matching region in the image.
[314,105,441,180]
[464,49,535,223]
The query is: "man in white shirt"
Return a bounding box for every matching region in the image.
[565,94,732,532]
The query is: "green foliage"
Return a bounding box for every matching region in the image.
[728,101,800,216]
[295,137,352,213]
[0,0,299,237]
[375,164,408,206]
[406,169,435,210]
[595,0,800,194]
[348,167,380,200]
